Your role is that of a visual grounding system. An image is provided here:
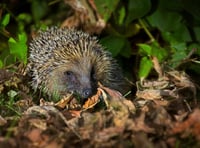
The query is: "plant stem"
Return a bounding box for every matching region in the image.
[138,19,155,42]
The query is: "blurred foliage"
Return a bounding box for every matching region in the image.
[0,12,28,68]
[96,0,200,80]
[0,0,200,80]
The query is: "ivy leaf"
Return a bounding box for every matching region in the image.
[170,42,187,68]
[8,33,28,64]
[151,42,167,61]
[125,0,151,24]
[138,42,167,62]
[100,36,125,57]
[147,10,182,32]
[138,43,152,56]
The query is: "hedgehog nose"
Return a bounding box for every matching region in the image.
[82,88,93,98]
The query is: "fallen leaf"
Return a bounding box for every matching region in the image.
[55,93,74,109]
[98,82,123,98]
[170,109,200,140]
[68,110,82,118]
[82,88,102,110]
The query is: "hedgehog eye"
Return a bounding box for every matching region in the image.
[63,71,77,84]
[64,71,73,77]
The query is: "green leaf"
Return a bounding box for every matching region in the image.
[31,0,48,22]
[138,42,167,61]
[147,10,182,32]
[158,0,182,11]
[0,13,10,27]
[151,42,167,61]
[138,43,152,56]
[100,36,125,57]
[125,0,151,24]
[194,27,200,42]
[146,1,192,42]
[8,33,28,64]
[188,43,200,55]
[173,24,191,42]
[120,40,132,58]
[17,13,32,24]
[94,0,119,22]
[171,42,186,51]
[170,42,187,68]
[118,6,126,25]
[0,48,15,66]
[138,57,153,79]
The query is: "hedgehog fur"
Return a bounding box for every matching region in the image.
[27,27,127,99]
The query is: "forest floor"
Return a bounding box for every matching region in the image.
[0,67,200,148]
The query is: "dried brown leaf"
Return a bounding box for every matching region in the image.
[26,128,43,143]
[98,82,123,98]
[136,89,163,100]
[55,93,74,109]
[94,127,124,142]
[167,71,196,101]
[129,112,155,133]
[26,128,63,148]
[121,99,136,113]
[170,109,200,140]
[68,110,82,118]
[28,118,47,130]
[82,88,101,110]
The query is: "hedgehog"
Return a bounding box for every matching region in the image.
[26,27,128,100]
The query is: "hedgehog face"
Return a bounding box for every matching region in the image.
[62,69,96,99]
[44,58,97,99]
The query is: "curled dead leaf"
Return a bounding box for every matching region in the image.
[55,93,74,109]
[98,82,123,98]
[82,88,102,110]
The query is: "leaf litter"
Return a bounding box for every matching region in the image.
[0,66,200,148]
